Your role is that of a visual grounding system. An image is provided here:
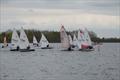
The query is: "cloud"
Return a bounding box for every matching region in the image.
[0,0,120,38]
[1,7,119,27]
[1,0,120,15]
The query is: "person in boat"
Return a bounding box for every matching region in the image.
[88,45,93,49]
[27,45,30,50]
[68,47,72,51]
[47,44,49,47]
[2,45,4,48]
[71,45,75,48]
[33,43,39,47]
[16,46,19,51]
[37,44,39,46]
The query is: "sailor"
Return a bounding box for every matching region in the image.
[68,47,72,51]
[16,46,19,51]
[47,44,49,47]
[27,45,30,50]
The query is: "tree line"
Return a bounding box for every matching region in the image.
[0,29,120,43]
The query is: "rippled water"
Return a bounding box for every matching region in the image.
[0,43,120,80]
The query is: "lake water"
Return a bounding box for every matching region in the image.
[0,43,120,80]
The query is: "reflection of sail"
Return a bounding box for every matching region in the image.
[60,25,70,49]
[11,28,20,49]
[19,28,29,49]
[39,33,49,48]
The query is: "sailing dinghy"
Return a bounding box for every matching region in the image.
[60,25,72,51]
[83,28,94,50]
[39,33,52,49]
[19,28,35,52]
[33,36,39,47]
[10,29,20,51]
[77,29,94,51]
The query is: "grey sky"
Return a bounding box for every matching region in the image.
[1,0,119,15]
[0,0,120,38]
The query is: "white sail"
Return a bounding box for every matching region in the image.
[77,29,82,49]
[78,29,88,48]
[84,28,92,46]
[39,33,49,48]
[68,35,73,45]
[3,36,7,47]
[73,34,78,47]
[11,29,20,49]
[33,36,38,44]
[60,26,70,49]
[19,28,29,49]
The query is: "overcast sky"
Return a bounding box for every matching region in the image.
[0,0,120,38]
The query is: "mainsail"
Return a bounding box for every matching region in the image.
[73,34,78,47]
[68,35,73,46]
[77,29,83,49]
[60,25,70,49]
[11,29,20,49]
[39,33,49,48]
[33,36,38,44]
[19,28,29,49]
[84,28,92,46]
[77,28,94,50]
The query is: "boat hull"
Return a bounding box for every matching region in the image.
[10,49,19,51]
[41,47,53,49]
[79,48,94,52]
[61,49,74,51]
[19,49,35,52]
[61,47,74,51]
